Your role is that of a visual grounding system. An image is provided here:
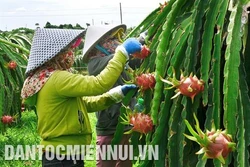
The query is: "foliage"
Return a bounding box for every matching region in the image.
[1,28,34,41]
[0,111,41,166]
[0,31,30,131]
[119,0,250,166]
[44,22,85,30]
[0,111,97,167]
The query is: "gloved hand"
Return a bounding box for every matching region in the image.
[122,38,142,55]
[121,84,138,96]
[138,30,148,45]
[108,84,138,103]
[116,38,142,60]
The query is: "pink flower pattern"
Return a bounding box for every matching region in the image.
[21,68,55,99]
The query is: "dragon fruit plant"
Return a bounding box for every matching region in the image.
[0,32,30,132]
[184,113,236,164]
[161,70,204,102]
[108,1,250,166]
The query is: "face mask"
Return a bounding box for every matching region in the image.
[95,38,121,56]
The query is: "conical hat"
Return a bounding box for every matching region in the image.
[25,28,85,75]
[82,24,126,62]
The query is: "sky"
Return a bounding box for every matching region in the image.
[0,0,166,31]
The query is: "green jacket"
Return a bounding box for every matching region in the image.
[33,51,126,154]
[87,55,133,135]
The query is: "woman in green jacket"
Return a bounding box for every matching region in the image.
[21,28,142,167]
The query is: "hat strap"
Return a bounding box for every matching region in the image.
[111,27,125,43]
[95,44,110,56]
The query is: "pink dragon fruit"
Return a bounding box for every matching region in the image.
[161,71,204,102]
[120,105,153,138]
[184,113,236,164]
[136,73,156,91]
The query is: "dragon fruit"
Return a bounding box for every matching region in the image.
[1,115,14,124]
[205,131,234,160]
[129,112,153,134]
[136,73,156,91]
[184,113,236,164]
[161,71,204,102]
[132,45,150,59]
[7,61,17,70]
[121,105,153,138]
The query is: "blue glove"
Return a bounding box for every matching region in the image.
[121,84,138,96]
[122,38,142,55]
[116,38,142,60]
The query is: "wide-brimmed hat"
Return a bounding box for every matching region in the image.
[82,24,126,62]
[25,28,85,75]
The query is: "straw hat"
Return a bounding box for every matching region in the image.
[82,24,126,62]
[25,28,85,75]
